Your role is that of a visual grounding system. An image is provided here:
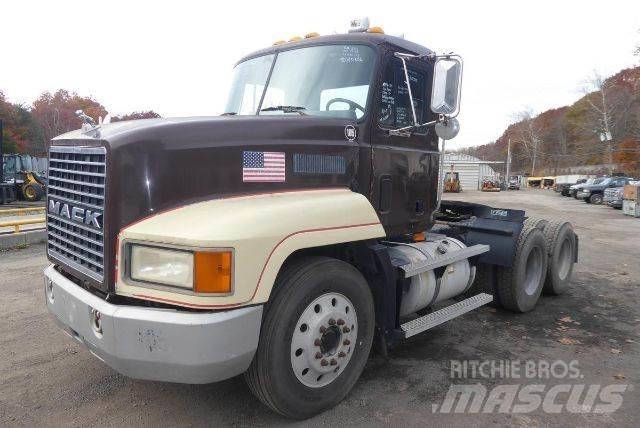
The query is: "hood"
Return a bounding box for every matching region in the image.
[50,115,364,291]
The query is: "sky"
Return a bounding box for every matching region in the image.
[1,0,639,150]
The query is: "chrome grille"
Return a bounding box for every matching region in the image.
[47,146,106,282]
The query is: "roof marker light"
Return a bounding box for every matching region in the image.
[367,26,384,34]
[305,32,320,39]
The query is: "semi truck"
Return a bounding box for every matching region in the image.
[43,19,578,419]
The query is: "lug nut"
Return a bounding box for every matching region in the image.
[338,351,346,358]
[321,359,328,366]
[330,359,337,366]
[337,318,345,325]
[343,339,350,346]
[315,352,322,359]
[314,338,321,346]
[320,326,327,333]
[342,326,350,333]
[328,318,336,325]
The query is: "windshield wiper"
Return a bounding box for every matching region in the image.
[221,112,237,116]
[260,105,307,115]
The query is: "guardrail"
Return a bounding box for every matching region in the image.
[0,207,46,216]
[0,217,46,234]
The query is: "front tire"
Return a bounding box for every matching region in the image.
[589,193,603,204]
[22,184,44,202]
[245,257,374,419]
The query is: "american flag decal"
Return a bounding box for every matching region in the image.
[243,151,286,182]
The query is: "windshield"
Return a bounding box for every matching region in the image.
[3,156,16,175]
[598,178,613,185]
[593,178,606,185]
[224,44,376,120]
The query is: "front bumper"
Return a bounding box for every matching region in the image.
[44,265,262,384]
[576,191,590,199]
[606,199,623,208]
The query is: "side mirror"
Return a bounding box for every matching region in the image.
[431,56,463,117]
[435,117,460,140]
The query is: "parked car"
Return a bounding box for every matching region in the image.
[577,177,635,204]
[555,175,589,195]
[508,178,520,190]
[569,177,606,198]
[605,181,640,209]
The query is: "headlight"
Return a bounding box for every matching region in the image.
[130,245,193,288]
[582,189,590,194]
[128,244,233,293]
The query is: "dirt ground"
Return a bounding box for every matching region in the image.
[0,189,638,427]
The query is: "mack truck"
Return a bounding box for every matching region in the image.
[43,19,578,419]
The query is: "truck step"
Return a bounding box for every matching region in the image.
[401,244,490,278]
[400,293,493,338]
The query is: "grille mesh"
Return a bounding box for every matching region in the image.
[47,146,106,282]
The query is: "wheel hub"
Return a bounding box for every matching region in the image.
[320,325,342,355]
[291,293,357,388]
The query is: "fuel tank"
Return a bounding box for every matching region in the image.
[387,238,476,316]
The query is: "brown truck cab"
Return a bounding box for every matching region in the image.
[44,18,578,419]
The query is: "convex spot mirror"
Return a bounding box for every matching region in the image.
[430,56,463,117]
[435,117,460,140]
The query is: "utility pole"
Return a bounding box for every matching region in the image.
[505,138,512,181]
[531,135,538,176]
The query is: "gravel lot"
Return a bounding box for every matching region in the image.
[1,189,638,427]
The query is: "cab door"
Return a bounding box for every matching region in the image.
[369,54,439,237]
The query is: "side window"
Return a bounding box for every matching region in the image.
[378,60,426,129]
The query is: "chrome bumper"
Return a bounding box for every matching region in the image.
[44,265,262,384]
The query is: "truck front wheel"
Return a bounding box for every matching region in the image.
[245,257,374,419]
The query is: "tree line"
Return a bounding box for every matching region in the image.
[0,89,160,155]
[457,65,640,178]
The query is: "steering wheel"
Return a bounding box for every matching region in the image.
[326,98,365,115]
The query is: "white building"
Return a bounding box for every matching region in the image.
[440,153,503,191]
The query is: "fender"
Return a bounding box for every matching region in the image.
[116,188,385,309]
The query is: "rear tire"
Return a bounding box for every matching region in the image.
[542,221,576,295]
[496,224,548,313]
[524,217,548,230]
[245,257,374,419]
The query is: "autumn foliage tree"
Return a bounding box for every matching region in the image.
[0,91,39,154]
[111,111,161,122]
[613,138,640,176]
[30,90,108,151]
[458,66,640,176]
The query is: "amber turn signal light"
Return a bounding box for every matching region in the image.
[194,251,232,293]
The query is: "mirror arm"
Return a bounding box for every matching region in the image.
[399,56,418,126]
[387,117,442,137]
